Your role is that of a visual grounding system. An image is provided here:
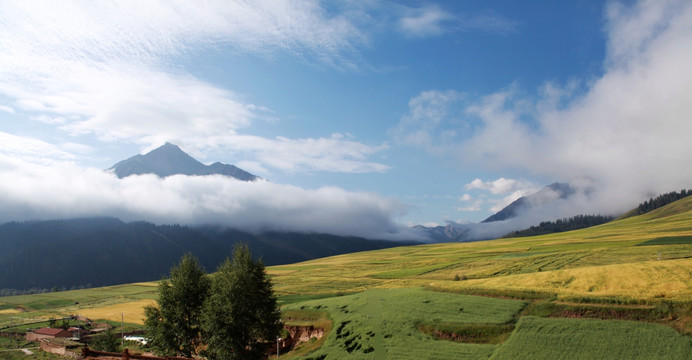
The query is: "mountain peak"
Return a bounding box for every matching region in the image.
[481,182,574,223]
[109,143,259,181]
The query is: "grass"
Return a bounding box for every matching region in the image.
[416,323,516,344]
[489,316,692,360]
[282,288,526,359]
[638,236,692,246]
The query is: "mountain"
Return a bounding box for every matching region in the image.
[0,218,419,291]
[482,182,575,223]
[413,223,469,242]
[108,142,258,181]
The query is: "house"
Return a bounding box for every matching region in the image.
[39,338,83,357]
[26,327,73,342]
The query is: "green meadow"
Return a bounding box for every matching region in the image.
[283,288,526,359]
[491,316,692,360]
[2,197,692,358]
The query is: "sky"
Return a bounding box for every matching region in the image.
[1,0,692,240]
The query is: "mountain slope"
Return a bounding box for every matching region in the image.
[482,182,575,223]
[108,142,258,181]
[0,218,418,291]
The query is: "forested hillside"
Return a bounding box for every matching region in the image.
[0,218,417,293]
[503,214,614,238]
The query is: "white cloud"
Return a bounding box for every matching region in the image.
[0,132,75,164]
[0,0,388,174]
[0,1,366,68]
[223,134,390,174]
[396,4,518,38]
[456,193,482,211]
[463,177,540,214]
[397,0,692,217]
[0,154,420,240]
[465,177,537,195]
[398,4,454,38]
[462,0,692,208]
[388,90,463,153]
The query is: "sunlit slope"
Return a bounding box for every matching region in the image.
[269,196,692,302]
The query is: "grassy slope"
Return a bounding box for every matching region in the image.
[282,288,526,359]
[491,316,692,360]
[1,197,692,358]
[269,196,692,303]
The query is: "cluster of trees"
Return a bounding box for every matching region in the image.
[637,189,692,215]
[144,244,282,360]
[504,214,615,238]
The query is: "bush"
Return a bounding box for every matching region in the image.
[90,328,120,352]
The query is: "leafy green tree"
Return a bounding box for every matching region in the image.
[90,328,120,352]
[202,243,282,360]
[144,253,210,357]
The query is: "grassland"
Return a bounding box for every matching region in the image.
[490,316,692,360]
[282,288,526,359]
[269,196,692,304]
[1,197,692,358]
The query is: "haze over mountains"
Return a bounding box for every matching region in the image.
[416,182,595,242]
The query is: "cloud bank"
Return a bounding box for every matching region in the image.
[394,0,692,220]
[0,153,420,241]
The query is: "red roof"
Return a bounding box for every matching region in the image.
[34,328,70,336]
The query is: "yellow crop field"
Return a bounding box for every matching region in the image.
[434,257,692,301]
[77,299,156,324]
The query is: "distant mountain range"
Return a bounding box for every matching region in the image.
[0,218,418,292]
[109,142,258,181]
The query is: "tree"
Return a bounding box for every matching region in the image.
[90,328,120,352]
[202,243,282,360]
[144,253,210,357]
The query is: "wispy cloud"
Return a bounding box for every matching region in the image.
[388,89,463,154]
[0,0,387,174]
[396,4,518,38]
[0,132,76,164]
[398,4,455,38]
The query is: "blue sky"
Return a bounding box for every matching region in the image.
[2,0,692,239]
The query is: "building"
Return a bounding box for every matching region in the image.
[39,338,83,357]
[26,328,73,342]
